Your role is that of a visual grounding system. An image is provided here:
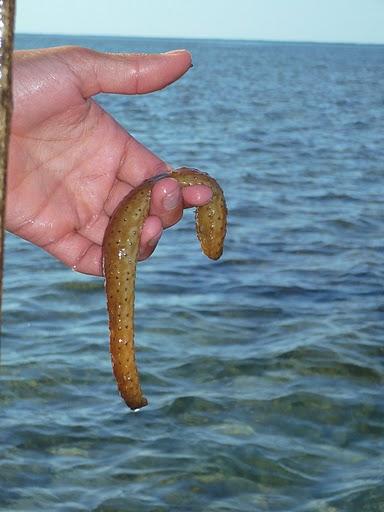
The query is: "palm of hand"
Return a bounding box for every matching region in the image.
[6,47,199,275]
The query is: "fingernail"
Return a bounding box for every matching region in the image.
[148,232,161,248]
[139,232,161,259]
[163,187,181,211]
[163,49,188,55]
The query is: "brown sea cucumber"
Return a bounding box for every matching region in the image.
[102,167,227,410]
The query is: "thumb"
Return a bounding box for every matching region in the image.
[65,48,192,98]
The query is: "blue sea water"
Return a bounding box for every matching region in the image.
[1,34,384,511]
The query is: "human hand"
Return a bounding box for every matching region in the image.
[5,46,212,275]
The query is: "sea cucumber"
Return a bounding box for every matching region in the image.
[102,167,227,410]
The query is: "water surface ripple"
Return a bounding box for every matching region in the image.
[1,35,383,511]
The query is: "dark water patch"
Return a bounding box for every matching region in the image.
[56,280,103,292]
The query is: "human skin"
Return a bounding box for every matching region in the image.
[5,46,212,275]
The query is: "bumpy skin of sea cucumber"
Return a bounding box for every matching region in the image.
[102,167,227,410]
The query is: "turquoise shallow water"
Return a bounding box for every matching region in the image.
[1,34,384,511]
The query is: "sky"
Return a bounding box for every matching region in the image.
[15,0,384,45]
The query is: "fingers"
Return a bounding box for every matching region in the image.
[149,178,213,228]
[44,231,103,276]
[180,183,214,208]
[61,180,212,275]
[65,47,192,98]
[138,178,212,261]
[150,178,184,229]
[138,216,163,261]
[117,134,172,187]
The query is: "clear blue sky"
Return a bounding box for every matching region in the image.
[15,0,384,44]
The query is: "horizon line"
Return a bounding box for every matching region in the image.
[15,31,384,47]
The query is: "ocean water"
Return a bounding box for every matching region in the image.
[1,34,384,511]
